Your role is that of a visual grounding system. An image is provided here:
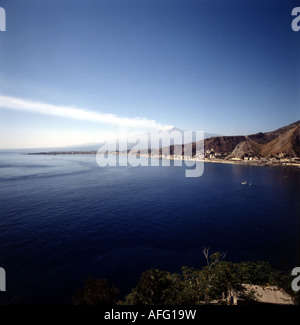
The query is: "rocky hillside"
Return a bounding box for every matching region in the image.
[203,135,247,156]
[227,140,262,159]
[207,120,300,159]
[156,120,300,159]
[260,125,300,157]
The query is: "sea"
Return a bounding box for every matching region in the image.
[0,152,299,304]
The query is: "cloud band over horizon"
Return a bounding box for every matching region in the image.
[0,95,173,131]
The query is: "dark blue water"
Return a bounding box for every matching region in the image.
[0,153,299,304]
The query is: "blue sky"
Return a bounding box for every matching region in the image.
[0,0,299,148]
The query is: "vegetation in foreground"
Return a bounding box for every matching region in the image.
[73,250,297,305]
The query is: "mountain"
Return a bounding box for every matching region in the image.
[249,120,300,144]
[203,135,247,156]
[155,120,300,160]
[30,120,300,161]
[227,140,262,159]
[205,120,300,159]
[260,125,300,157]
[46,128,222,153]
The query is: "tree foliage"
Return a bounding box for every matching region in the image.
[121,253,291,305]
[122,261,247,305]
[73,252,293,305]
[72,277,118,305]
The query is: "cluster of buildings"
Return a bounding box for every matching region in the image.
[119,148,300,166]
[205,148,300,165]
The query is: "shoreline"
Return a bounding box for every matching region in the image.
[26,151,300,169]
[162,156,300,169]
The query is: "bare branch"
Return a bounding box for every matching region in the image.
[202,247,210,267]
[202,248,227,269]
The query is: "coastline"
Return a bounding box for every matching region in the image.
[163,156,300,169]
[26,151,300,169]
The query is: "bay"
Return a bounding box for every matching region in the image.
[0,153,299,304]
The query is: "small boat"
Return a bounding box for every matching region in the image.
[241,181,247,185]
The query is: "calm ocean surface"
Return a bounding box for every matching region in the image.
[0,153,299,304]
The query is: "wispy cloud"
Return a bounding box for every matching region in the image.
[0,95,173,130]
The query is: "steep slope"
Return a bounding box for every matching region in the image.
[203,136,247,155]
[227,140,262,159]
[248,120,300,144]
[260,126,300,157]
[201,120,300,158]
[141,120,300,159]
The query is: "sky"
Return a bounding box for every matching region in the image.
[0,0,299,148]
